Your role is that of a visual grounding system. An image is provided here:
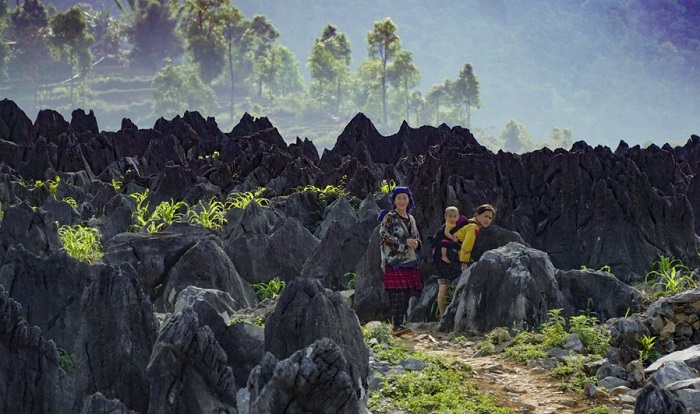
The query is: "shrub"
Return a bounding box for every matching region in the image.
[638,334,659,365]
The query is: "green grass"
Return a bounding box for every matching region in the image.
[225,188,269,209]
[644,255,695,297]
[364,323,514,414]
[251,277,286,300]
[188,197,228,231]
[57,224,103,264]
[502,310,611,392]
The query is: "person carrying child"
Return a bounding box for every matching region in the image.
[433,204,497,317]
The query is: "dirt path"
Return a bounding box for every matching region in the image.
[399,329,624,414]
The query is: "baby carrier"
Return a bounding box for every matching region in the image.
[430,215,469,265]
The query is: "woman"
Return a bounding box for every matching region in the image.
[379,186,422,336]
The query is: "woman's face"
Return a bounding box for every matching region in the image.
[393,193,410,211]
[475,211,494,228]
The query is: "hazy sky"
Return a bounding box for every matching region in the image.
[237,0,700,148]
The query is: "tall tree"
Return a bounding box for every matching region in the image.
[7,0,51,108]
[46,6,94,108]
[247,14,279,97]
[388,50,420,124]
[452,63,480,128]
[114,0,182,69]
[427,81,450,125]
[270,44,303,96]
[0,1,10,81]
[366,17,400,124]
[181,0,226,84]
[308,24,351,114]
[500,118,533,153]
[219,4,250,123]
[409,90,426,126]
[151,63,216,118]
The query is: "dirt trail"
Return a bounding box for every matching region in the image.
[399,329,624,414]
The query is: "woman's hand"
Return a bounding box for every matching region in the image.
[406,238,419,250]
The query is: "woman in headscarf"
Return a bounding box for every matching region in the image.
[378,186,422,336]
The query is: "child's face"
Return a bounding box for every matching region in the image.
[475,211,494,228]
[445,211,459,225]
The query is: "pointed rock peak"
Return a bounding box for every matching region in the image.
[32,109,70,142]
[229,112,274,137]
[70,108,99,135]
[121,118,137,130]
[570,140,592,153]
[614,140,630,155]
[351,140,375,167]
[0,98,33,145]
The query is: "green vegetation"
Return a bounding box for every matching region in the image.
[638,334,659,365]
[225,188,269,209]
[153,198,187,224]
[502,310,611,392]
[188,197,228,230]
[0,202,4,222]
[111,177,123,191]
[57,348,75,373]
[379,179,397,194]
[294,182,348,206]
[363,323,513,414]
[644,256,695,297]
[63,197,77,209]
[57,224,102,263]
[345,272,357,290]
[551,353,598,392]
[586,407,616,414]
[251,277,286,300]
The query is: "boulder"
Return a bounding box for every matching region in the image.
[264,278,369,397]
[248,338,366,414]
[177,291,265,390]
[556,268,642,320]
[147,308,238,414]
[439,242,566,335]
[162,236,257,311]
[224,204,319,284]
[634,382,687,414]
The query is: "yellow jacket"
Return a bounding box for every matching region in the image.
[452,222,479,264]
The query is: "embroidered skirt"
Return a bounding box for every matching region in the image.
[383,267,422,291]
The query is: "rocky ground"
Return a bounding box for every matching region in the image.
[400,327,628,414]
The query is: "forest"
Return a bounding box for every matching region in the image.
[1,0,698,151]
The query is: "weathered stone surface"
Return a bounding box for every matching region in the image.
[0,247,92,353]
[0,202,63,257]
[439,242,566,335]
[264,278,369,397]
[224,204,319,284]
[80,392,138,414]
[147,308,238,414]
[102,232,200,302]
[0,286,71,414]
[162,236,257,311]
[182,293,265,390]
[248,338,366,414]
[634,382,687,414]
[556,269,642,320]
[74,263,158,413]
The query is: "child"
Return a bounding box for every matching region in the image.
[433,206,469,318]
[435,204,497,318]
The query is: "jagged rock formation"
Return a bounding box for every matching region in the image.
[0,98,698,411]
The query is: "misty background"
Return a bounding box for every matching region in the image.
[2,0,698,151]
